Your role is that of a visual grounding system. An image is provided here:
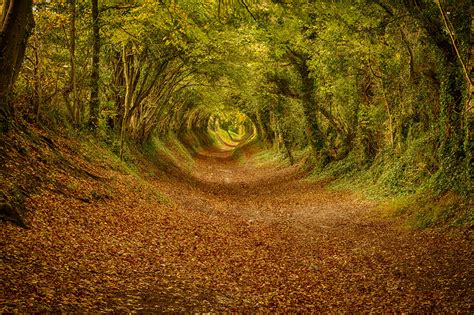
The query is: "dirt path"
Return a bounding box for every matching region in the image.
[148,146,473,312]
[1,146,473,312]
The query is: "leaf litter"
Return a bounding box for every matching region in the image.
[1,138,473,312]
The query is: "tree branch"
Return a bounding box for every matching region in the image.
[239,0,257,21]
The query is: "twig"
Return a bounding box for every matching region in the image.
[239,0,257,21]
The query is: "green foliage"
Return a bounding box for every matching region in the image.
[142,134,194,172]
[9,0,472,228]
[384,192,474,229]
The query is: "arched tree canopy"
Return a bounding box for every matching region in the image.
[1,0,472,193]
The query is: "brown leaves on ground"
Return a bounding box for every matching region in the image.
[1,139,473,312]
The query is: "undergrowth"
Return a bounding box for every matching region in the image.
[72,132,141,178]
[254,137,473,229]
[251,148,291,167]
[304,144,473,229]
[142,134,194,173]
[377,193,473,229]
[63,131,196,206]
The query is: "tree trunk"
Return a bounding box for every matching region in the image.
[120,43,132,160]
[0,0,34,131]
[32,37,42,122]
[406,0,470,165]
[89,0,100,129]
[289,51,325,156]
[69,0,79,126]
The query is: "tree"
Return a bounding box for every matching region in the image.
[88,0,100,130]
[371,0,471,190]
[65,0,83,126]
[0,0,34,131]
[2,0,470,194]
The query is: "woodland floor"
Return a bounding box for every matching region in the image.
[1,136,473,312]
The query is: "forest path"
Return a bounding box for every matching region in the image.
[147,146,473,312]
[1,145,472,312]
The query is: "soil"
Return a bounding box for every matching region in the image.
[1,142,473,312]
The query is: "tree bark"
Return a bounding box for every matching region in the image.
[0,0,34,131]
[69,0,79,126]
[288,50,325,156]
[89,0,100,129]
[32,36,42,121]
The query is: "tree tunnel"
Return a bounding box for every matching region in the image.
[0,0,470,190]
[178,101,258,153]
